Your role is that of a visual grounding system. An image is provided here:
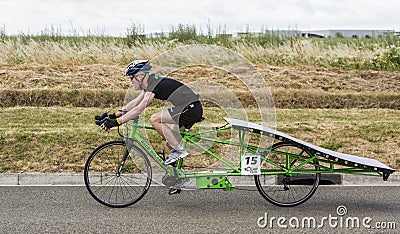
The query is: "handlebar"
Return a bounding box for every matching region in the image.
[95,111,109,126]
[95,111,140,138]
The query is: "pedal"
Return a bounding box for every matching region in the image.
[168,188,181,195]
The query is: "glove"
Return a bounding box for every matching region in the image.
[95,112,120,126]
[108,113,118,119]
[95,112,118,121]
[95,112,108,121]
[101,117,121,131]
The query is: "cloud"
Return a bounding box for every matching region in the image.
[0,0,398,35]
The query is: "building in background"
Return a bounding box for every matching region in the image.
[301,29,395,38]
[146,29,398,39]
[233,29,397,39]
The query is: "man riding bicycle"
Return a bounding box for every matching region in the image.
[99,60,203,165]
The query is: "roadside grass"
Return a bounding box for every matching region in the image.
[0,107,398,172]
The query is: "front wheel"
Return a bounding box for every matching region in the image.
[254,142,320,207]
[84,140,152,208]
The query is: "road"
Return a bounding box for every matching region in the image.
[0,186,398,233]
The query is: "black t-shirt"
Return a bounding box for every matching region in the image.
[144,74,199,107]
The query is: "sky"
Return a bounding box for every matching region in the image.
[1,0,399,36]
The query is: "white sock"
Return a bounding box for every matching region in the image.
[176,146,185,151]
[172,144,184,151]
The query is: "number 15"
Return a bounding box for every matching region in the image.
[245,156,258,165]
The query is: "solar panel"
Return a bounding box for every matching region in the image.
[224,118,395,180]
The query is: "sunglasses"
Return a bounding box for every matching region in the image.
[130,73,145,82]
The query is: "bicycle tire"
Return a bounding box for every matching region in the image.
[254,142,320,207]
[84,140,152,208]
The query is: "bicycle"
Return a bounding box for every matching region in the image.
[84,114,395,208]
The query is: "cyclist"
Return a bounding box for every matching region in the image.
[98,60,203,165]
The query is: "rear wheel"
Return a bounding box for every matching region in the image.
[84,140,152,208]
[254,142,320,207]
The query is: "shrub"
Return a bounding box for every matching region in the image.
[371,44,400,71]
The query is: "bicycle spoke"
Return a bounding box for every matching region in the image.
[119,176,137,198]
[255,142,320,207]
[84,141,152,208]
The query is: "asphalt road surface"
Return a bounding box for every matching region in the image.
[0,186,398,233]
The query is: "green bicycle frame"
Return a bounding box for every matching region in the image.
[124,121,385,182]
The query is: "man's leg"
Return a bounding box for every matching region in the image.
[150,109,188,165]
[150,110,190,193]
[149,109,181,149]
[166,124,186,149]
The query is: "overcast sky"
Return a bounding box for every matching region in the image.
[1,0,399,36]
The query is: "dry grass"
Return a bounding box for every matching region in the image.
[2,64,398,92]
[1,37,397,71]
[0,38,168,66]
[1,64,399,108]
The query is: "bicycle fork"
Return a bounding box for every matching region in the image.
[116,149,129,177]
[116,139,136,176]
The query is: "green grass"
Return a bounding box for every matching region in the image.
[0,107,399,172]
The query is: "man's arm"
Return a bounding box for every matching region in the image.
[117,91,155,124]
[114,91,145,117]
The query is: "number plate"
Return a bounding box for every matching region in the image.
[241,153,261,175]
